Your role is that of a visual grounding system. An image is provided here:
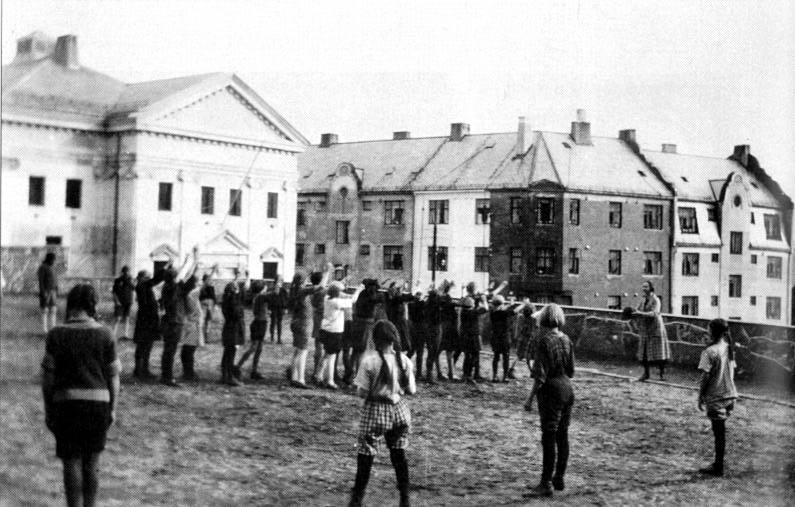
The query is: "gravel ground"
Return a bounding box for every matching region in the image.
[1,296,793,506]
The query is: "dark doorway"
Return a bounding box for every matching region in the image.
[262,262,278,281]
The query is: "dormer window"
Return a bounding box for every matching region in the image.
[678,207,698,234]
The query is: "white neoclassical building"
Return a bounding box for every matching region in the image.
[2,32,307,288]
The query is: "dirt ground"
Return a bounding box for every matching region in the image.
[1,296,793,506]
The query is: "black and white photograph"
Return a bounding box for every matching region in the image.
[1,1,793,505]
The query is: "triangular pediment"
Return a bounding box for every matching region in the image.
[259,247,284,261]
[150,243,178,260]
[204,230,249,255]
[146,85,294,146]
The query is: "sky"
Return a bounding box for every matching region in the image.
[2,0,793,196]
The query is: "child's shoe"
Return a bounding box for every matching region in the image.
[552,476,565,491]
[525,482,553,497]
[699,463,723,476]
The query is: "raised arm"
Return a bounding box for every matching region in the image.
[490,281,509,297]
[320,262,333,288]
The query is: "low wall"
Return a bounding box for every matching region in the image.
[562,305,794,384]
[1,246,68,294]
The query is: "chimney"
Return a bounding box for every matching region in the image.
[661,143,677,154]
[53,34,79,69]
[450,123,470,142]
[517,116,532,155]
[319,133,338,148]
[618,129,639,154]
[733,145,750,166]
[13,31,55,63]
[393,131,411,140]
[570,109,592,145]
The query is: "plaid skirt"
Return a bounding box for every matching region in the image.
[357,398,411,456]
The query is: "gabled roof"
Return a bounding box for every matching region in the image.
[2,34,307,146]
[641,150,779,207]
[542,132,670,197]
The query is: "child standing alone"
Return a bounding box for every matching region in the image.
[697,318,738,477]
[349,320,417,507]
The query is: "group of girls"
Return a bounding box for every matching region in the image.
[130,248,289,387]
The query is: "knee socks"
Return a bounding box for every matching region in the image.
[711,419,726,470]
[351,453,374,501]
[390,448,410,501]
[554,428,569,479]
[541,430,556,484]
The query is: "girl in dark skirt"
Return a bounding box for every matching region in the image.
[133,269,166,380]
[349,320,417,507]
[42,284,121,507]
[524,304,575,497]
[220,270,247,386]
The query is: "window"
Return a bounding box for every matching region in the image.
[267,192,278,218]
[45,236,62,245]
[767,256,782,279]
[510,197,522,224]
[335,221,350,244]
[362,200,373,211]
[427,246,448,271]
[569,248,580,274]
[729,231,742,254]
[681,296,699,316]
[682,253,699,276]
[333,265,348,281]
[384,200,405,225]
[536,248,556,275]
[65,179,82,209]
[315,243,326,255]
[711,253,719,263]
[711,296,719,307]
[158,182,173,211]
[608,250,622,275]
[200,186,214,215]
[569,199,580,225]
[643,204,663,230]
[315,199,327,212]
[428,200,449,224]
[750,212,755,224]
[295,244,305,266]
[28,176,45,206]
[607,296,622,310]
[475,199,491,224]
[766,297,782,320]
[510,247,523,274]
[608,202,622,228]
[678,207,698,233]
[750,254,757,264]
[384,246,404,271]
[229,189,242,216]
[707,207,717,222]
[536,198,554,225]
[764,214,781,240]
[474,247,490,272]
[728,275,742,298]
[359,244,371,256]
[750,296,756,306]
[643,251,662,275]
[297,203,306,226]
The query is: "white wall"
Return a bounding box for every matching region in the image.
[411,190,490,293]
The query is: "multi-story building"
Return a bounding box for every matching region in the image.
[298,113,790,322]
[2,32,306,284]
[489,113,673,311]
[643,144,792,323]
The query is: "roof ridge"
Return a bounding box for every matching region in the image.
[643,149,745,163]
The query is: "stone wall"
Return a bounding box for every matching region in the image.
[563,305,794,384]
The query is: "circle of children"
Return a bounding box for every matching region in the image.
[37,250,739,506]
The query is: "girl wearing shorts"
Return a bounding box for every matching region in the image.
[349,320,417,507]
[317,281,362,389]
[697,318,738,477]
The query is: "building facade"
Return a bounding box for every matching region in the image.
[2,32,306,285]
[297,115,791,323]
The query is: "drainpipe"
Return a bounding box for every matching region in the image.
[111,133,122,275]
[668,195,677,314]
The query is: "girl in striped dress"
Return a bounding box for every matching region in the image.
[349,320,417,507]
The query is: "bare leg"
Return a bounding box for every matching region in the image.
[49,307,58,331]
[112,318,120,340]
[41,311,49,334]
[445,351,455,379]
[296,349,308,384]
[81,452,100,507]
[62,457,82,507]
[123,317,130,339]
